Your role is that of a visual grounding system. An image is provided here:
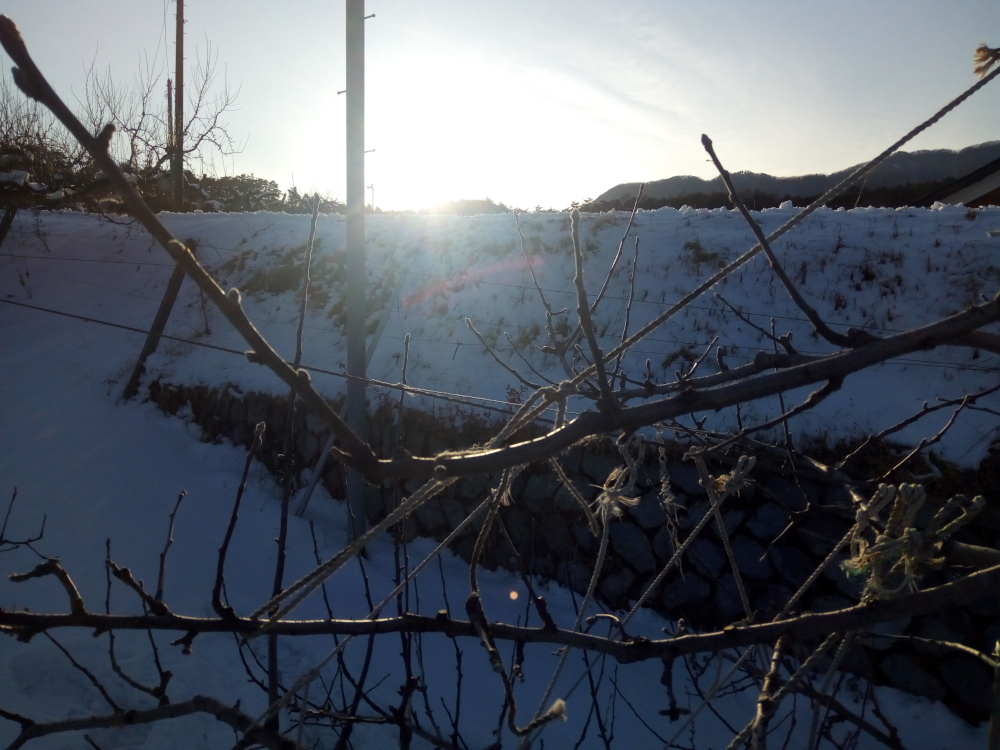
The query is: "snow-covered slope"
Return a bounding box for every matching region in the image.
[3,203,998,466]
[0,205,996,748]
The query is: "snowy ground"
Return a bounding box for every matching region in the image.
[4,203,999,464]
[0,205,997,748]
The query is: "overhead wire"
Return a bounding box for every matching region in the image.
[4,212,998,375]
[4,250,995,374]
[0,297,563,420]
[3,239,982,336]
[10,214,989,339]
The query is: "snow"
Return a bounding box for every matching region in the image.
[4,204,998,465]
[0,206,997,748]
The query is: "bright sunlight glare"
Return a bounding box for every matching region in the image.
[362,50,646,211]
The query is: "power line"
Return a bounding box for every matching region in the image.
[0,253,175,267]
[7,253,993,373]
[7,232,985,338]
[0,298,552,418]
[7,231,995,373]
[3,296,995,433]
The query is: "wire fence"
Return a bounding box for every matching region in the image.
[4,238,996,376]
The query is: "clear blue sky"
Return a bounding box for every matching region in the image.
[2,1,999,210]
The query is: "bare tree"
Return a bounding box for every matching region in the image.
[0,33,242,227]
[77,36,243,209]
[3,14,1000,750]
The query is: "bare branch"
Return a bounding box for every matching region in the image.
[105,558,169,617]
[5,696,296,750]
[466,318,541,390]
[0,21,376,473]
[570,209,616,413]
[872,396,969,482]
[750,634,790,750]
[504,331,558,385]
[154,490,186,604]
[714,293,796,354]
[613,236,640,375]
[214,423,265,618]
[383,295,1000,478]
[704,134,860,348]
[4,564,997,667]
[590,183,643,315]
[836,381,1000,471]
[9,558,84,615]
[42,632,121,713]
[105,540,171,705]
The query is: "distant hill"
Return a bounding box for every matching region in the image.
[595,141,1000,207]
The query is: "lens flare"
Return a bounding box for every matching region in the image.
[509,591,518,601]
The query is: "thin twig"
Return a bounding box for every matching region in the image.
[714,293,796,354]
[397,333,410,447]
[750,635,790,750]
[689,379,842,459]
[105,540,171,705]
[613,235,641,375]
[527,495,610,737]
[873,396,969,482]
[43,632,121,713]
[155,490,187,604]
[5,695,298,750]
[294,195,320,366]
[682,335,719,381]
[466,318,541,389]
[703,134,858,348]
[0,487,48,559]
[214,423,265,618]
[590,183,643,315]
[504,331,558,385]
[104,558,168,615]
[244,492,496,735]
[10,558,84,615]
[570,209,615,413]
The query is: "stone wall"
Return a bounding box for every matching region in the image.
[147,379,1000,725]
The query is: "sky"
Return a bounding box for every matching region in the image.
[2,1,1000,210]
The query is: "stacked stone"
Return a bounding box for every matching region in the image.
[149,380,1000,726]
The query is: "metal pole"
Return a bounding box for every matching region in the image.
[345,0,368,541]
[172,0,184,211]
[294,273,405,518]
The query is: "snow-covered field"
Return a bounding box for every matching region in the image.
[1,204,997,748]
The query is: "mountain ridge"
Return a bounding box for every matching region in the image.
[596,141,1000,204]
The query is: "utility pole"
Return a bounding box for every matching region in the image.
[166,79,173,159]
[367,183,375,211]
[120,0,188,401]
[345,0,367,541]
[172,0,184,210]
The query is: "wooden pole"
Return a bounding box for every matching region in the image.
[172,0,184,210]
[120,0,186,402]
